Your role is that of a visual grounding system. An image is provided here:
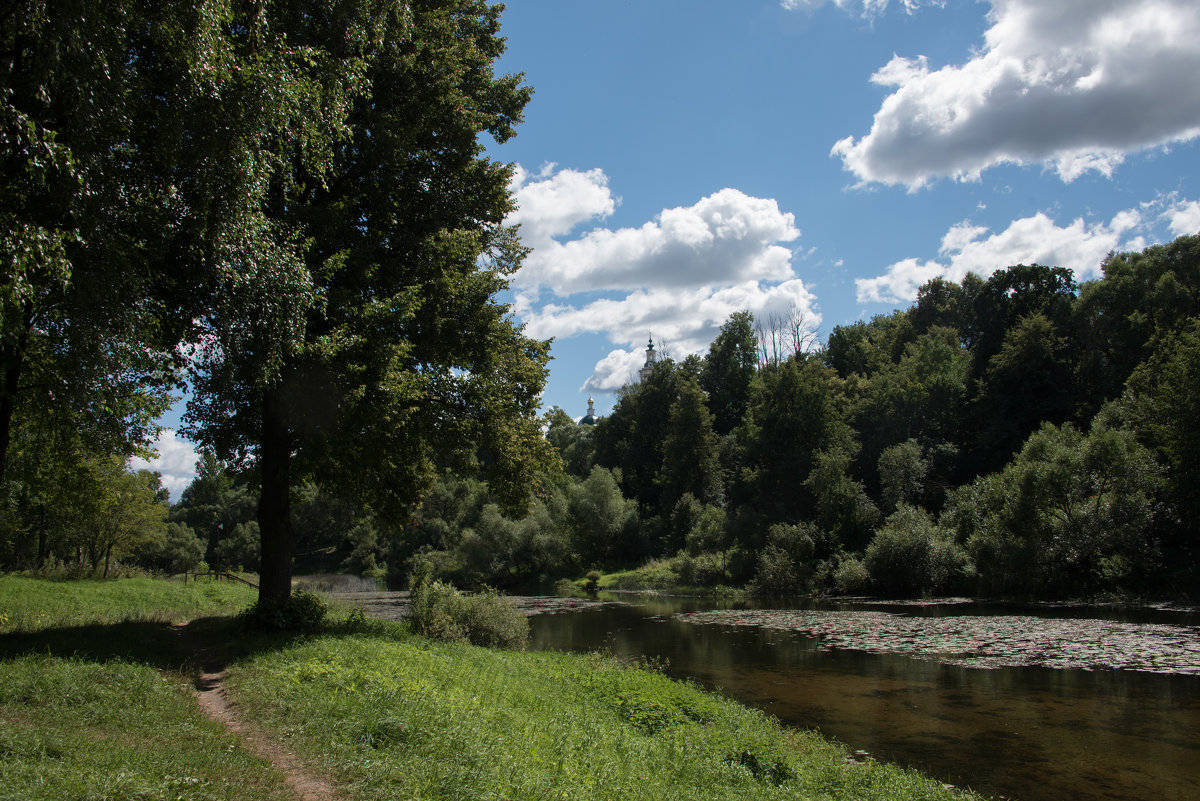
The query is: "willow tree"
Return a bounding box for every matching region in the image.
[184,0,552,604]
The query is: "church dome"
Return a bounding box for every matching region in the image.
[580,396,598,426]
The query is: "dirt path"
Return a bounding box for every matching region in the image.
[173,623,344,801]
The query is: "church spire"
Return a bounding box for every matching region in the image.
[638,334,658,382]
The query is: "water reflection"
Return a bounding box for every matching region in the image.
[528,595,1200,801]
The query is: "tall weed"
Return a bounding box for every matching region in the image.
[409,568,528,649]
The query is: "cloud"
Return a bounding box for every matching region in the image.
[781,0,940,16]
[833,0,1200,189]
[584,349,651,395]
[1163,199,1200,236]
[513,178,800,295]
[856,208,1147,303]
[508,164,818,393]
[508,163,616,245]
[130,430,197,501]
[526,280,820,393]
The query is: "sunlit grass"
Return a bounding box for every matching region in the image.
[0,575,257,633]
[0,577,981,801]
[0,655,292,801]
[230,627,983,801]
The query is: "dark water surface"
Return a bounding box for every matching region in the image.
[526,595,1200,801]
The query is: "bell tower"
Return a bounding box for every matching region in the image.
[638,335,658,382]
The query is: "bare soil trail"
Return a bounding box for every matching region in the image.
[173,622,344,801]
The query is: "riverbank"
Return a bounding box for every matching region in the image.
[0,576,982,801]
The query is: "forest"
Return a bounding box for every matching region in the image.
[2,2,1198,602]
[7,232,1200,600]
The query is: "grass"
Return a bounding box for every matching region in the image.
[230,630,977,800]
[0,575,257,633]
[0,576,282,801]
[0,655,292,801]
[0,576,983,801]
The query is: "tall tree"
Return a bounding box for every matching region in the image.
[659,373,722,515]
[0,0,189,482]
[742,356,854,527]
[700,311,758,436]
[184,1,552,604]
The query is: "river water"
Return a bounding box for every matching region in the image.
[347,592,1200,801]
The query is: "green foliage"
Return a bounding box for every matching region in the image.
[944,422,1163,596]
[129,522,206,575]
[804,446,880,552]
[832,555,872,596]
[743,356,855,526]
[701,310,759,435]
[544,406,595,477]
[409,567,529,649]
[241,590,328,633]
[670,551,729,587]
[213,521,262,573]
[863,505,970,597]
[878,439,929,514]
[567,465,642,568]
[1119,319,1200,573]
[230,633,978,801]
[751,522,828,596]
[659,373,723,513]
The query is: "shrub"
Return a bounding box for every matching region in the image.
[864,505,969,597]
[584,570,602,594]
[832,555,871,595]
[751,544,798,596]
[409,568,528,649]
[241,590,328,632]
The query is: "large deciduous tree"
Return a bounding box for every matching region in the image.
[184,0,552,604]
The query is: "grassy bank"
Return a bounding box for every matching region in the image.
[0,575,257,633]
[230,630,977,801]
[0,576,281,801]
[0,655,293,801]
[0,576,982,801]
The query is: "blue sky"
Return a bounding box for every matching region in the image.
[142,0,1200,495]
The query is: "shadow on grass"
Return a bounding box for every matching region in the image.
[0,616,328,681]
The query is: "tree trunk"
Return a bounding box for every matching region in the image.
[257,385,293,604]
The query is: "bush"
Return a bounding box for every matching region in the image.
[241,590,328,632]
[864,505,969,597]
[751,545,798,596]
[832,555,871,595]
[409,568,528,649]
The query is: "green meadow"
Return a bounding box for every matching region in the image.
[0,577,982,801]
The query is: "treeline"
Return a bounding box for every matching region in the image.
[7,236,1196,600]
[400,236,1200,599]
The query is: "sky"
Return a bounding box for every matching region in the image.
[138,0,1200,497]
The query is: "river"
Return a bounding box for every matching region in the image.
[347,591,1200,801]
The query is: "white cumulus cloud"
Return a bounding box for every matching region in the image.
[508,163,616,246]
[513,177,800,295]
[833,0,1200,189]
[1164,199,1200,237]
[855,208,1151,303]
[508,164,817,393]
[130,429,198,501]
